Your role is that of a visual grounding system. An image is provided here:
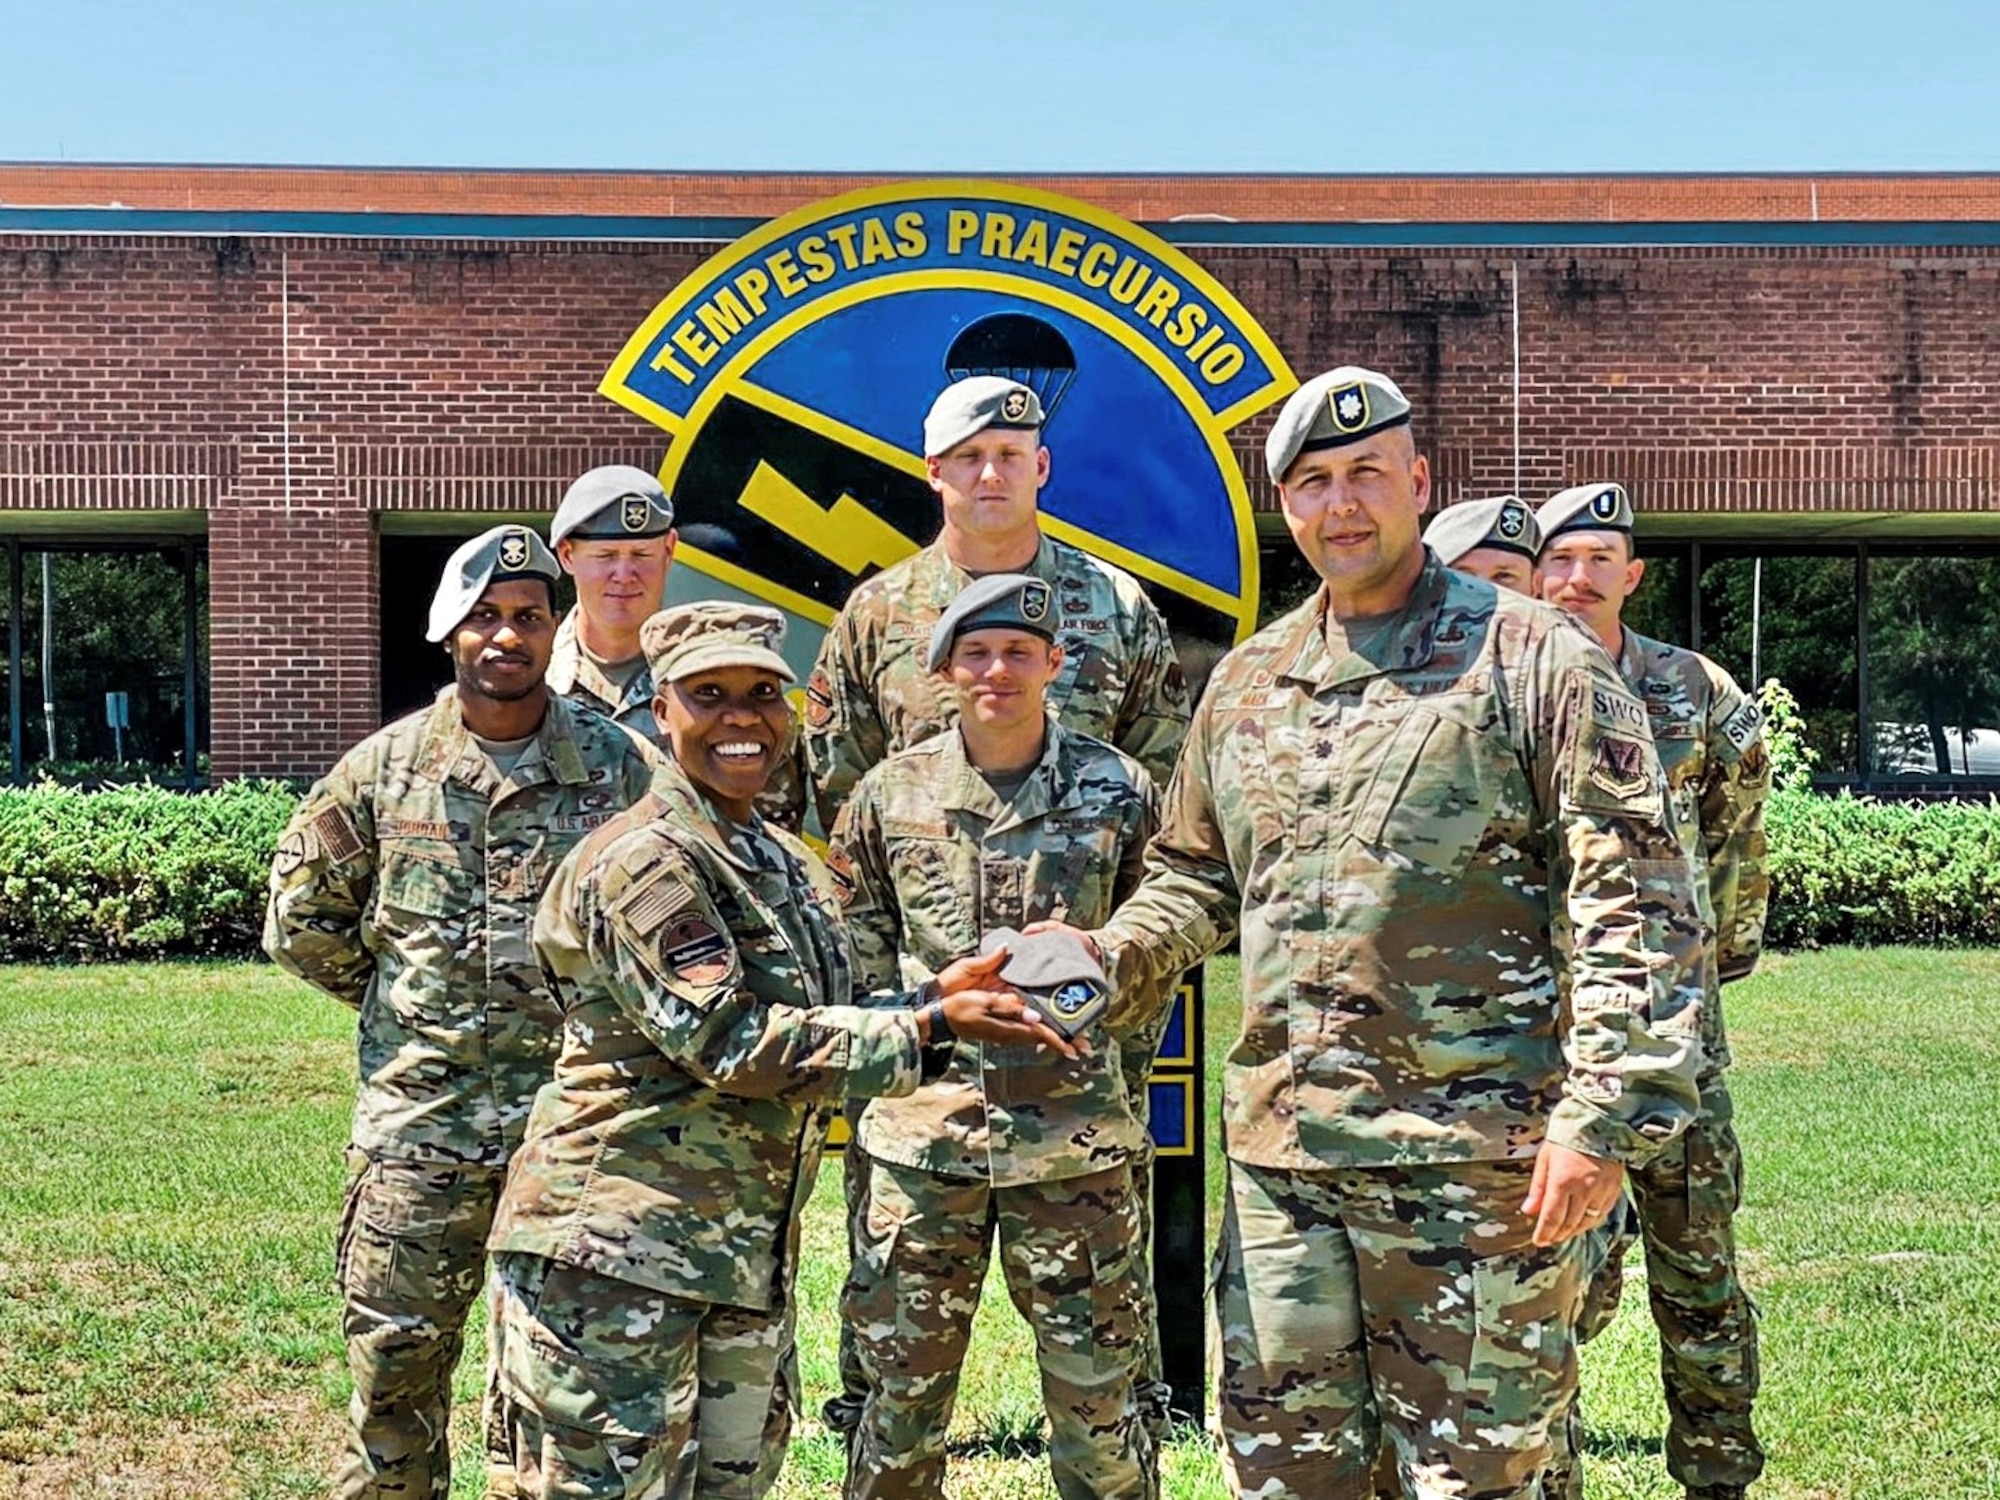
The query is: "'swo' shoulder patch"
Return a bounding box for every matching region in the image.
[1717,695,1763,755]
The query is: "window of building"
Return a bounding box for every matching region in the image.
[3,539,209,786]
[1864,548,2000,788]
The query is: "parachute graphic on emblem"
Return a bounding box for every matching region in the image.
[944,313,1078,428]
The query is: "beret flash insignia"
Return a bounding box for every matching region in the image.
[1019,580,1051,623]
[1001,388,1031,422]
[1498,504,1527,539]
[620,495,651,533]
[498,530,531,569]
[1328,381,1370,434]
[1590,488,1622,522]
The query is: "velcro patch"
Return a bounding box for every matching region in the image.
[824,843,858,906]
[311,805,365,864]
[1590,685,1650,735]
[378,817,459,841]
[805,667,835,730]
[1718,695,1762,753]
[1591,735,1652,799]
[661,915,733,986]
[272,830,309,877]
[616,867,696,938]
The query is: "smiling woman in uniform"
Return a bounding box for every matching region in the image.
[485,601,1074,1500]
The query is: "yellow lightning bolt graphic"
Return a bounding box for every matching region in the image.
[735,460,921,575]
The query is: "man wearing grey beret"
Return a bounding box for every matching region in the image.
[1064,367,1704,1500]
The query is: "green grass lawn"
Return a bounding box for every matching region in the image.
[1,950,1995,1498]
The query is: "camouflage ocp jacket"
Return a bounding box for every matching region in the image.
[490,760,929,1311]
[262,687,663,1166]
[830,721,1166,1186]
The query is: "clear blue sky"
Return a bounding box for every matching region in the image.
[4,0,1995,174]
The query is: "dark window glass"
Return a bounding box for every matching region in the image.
[1698,552,1860,780]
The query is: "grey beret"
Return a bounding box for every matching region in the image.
[923,375,1044,459]
[978,926,1110,1040]
[640,602,795,685]
[426,525,559,642]
[923,573,1056,672]
[1536,482,1634,548]
[1424,496,1542,565]
[549,464,675,546]
[1264,366,1413,483]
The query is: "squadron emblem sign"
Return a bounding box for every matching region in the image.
[600,180,1294,664]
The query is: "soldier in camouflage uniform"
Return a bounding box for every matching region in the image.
[1423,493,1542,597]
[1535,482,1771,1500]
[1057,368,1706,1500]
[548,464,809,833]
[828,574,1167,1500]
[489,602,1073,1500]
[808,376,1192,1440]
[262,525,663,1500]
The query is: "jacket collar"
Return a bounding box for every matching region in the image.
[1275,549,1448,692]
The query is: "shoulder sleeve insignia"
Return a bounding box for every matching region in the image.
[272,831,309,877]
[661,914,733,986]
[805,665,835,730]
[824,842,859,906]
[1590,735,1653,800]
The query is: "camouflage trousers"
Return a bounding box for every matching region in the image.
[1543,1080,1763,1498]
[825,1071,1170,1447]
[842,1158,1156,1500]
[332,1149,506,1500]
[490,1253,796,1500]
[1216,1158,1579,1500]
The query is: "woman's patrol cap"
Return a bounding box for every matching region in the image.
[548,465,675,545]
[425,525,560,642]
[1424,496,1542,565]
[640,602,795,685]
[1536,482,1634,548]
[1264,366,1413,483]
[922,376,1045,458]
[924,573,1057,671]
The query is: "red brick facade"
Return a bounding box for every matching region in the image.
[5,169,2000,776]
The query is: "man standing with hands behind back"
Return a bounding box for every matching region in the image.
[1058,367,1704,1500]
[1535,481,1770,1500]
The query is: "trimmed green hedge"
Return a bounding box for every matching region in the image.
[1765,786,2000,948]
[0,781,294,960]
[0,779,1995,959]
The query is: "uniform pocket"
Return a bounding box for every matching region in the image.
[339,1157,497,1314]
[498,1261,693,1439]
[1354,703,1501,878]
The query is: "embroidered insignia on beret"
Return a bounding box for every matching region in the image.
[621,496,651,533]
[1328,382,1371,435]
[1001,388,1032,422]
[1020,580,1051,624]
[498,530,531,570]
[1590,488,1622,522]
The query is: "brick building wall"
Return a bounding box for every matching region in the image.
[6,226,2000,776]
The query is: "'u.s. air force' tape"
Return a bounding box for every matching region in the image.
[978,926,1110,1041]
